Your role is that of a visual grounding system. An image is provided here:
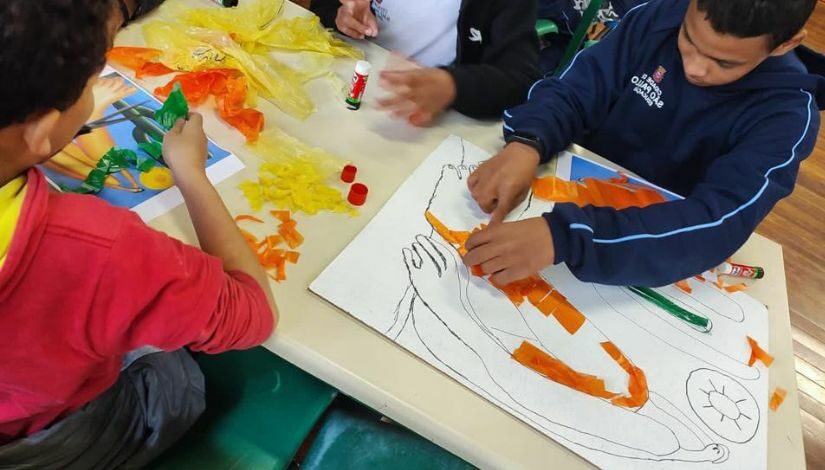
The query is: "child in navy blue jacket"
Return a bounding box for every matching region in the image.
[464,0,825,287]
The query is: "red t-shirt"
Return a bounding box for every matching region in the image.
[0,169,274,444]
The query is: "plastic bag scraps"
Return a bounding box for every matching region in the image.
[143,22,314,120]
[177,0,285,43]
[155,69,264,141]
[239,129,354,215]
[747,336,774,367]
[154,83,190,129]
[106,47,174,78]
[769,387,787,411]
[235,210,301,282]
[257,16,365,59]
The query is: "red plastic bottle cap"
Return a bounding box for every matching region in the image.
[341,164,358,183]
[348,183,369,206]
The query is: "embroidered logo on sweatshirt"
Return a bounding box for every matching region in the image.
[652,66,667,83]
[630,66,666,109]
[469,28,483,43]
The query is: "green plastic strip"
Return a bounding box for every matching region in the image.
[154,82,189,130]
[628,286,711,332]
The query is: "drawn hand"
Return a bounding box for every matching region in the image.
[378,68,456,127]
[403,234,536,350]
[464,217,555,285]
[468,142,540,225]
[336,0,378,39]
[404,234,462,310]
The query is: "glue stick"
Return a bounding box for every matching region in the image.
[346,61,372,110]
[717,262,765,279]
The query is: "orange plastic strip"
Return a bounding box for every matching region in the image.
[675,280,693,294]
[724,283,748,293]
[136,62,174,79]
[106,46,163,71]
[769,387,787,411]
[601,342,649,409]
[235,214,265,223]
[512,341,617,401]
[747,336,775,367]
[270,210,292,222]
[532,175,667,210]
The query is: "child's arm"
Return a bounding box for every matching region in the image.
[548,97,818,286]
[82,114,277,357]
[444,0,541,119]
[163,114,276,311]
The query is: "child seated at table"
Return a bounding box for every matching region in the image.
[463,0,825,287]
[0,1,277,467]
[310,0,541,125]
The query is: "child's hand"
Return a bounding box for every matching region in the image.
[163,113,208,183]
[378,69,456,127]
[336,0,378,39]
[468,143,540,224]
[463,217,555,285]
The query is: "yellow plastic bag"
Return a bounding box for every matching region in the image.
[143,21,314,120]
[240,129,355,215]
[177,0,285,43]
[143,22,233,71]
[257,16,365,59]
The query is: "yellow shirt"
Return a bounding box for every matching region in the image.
[0,176,27,270]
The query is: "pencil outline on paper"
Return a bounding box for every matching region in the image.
[312,136,768,469]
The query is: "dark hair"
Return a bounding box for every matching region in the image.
[0,1,115,128]
[696,0,816,49]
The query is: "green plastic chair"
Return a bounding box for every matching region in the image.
[301,409,476,470]
[148,347,338,470]
[536,0,605,75]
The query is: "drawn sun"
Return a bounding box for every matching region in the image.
[687,368,760,444]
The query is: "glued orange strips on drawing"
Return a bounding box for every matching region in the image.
[675,279,693,294]
[769,387,787,411]
[235,214,265,223]
[747,336,774,367]
[512,341,616,401]
[725,283,748,293]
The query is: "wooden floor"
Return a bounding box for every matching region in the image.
[757,4,825,469]
[292,1,825,466]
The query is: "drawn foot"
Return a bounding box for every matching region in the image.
[92,76,137,117]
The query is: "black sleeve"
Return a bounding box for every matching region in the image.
[310,0,341,29]
[445,0,541,119]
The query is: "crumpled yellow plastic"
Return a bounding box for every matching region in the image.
[239,129,355,215]
[176,0,285,43]
[143,22,314,119]
[257,16,365,59]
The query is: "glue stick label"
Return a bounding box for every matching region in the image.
[346,61,372,110]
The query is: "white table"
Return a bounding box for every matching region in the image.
[118,1,806,467]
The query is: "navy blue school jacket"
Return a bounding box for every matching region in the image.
[503,0,825,287]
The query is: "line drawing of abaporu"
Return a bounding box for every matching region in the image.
[385,159,745,464]
[312,136,769,468]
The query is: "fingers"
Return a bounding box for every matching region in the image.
[416,234,448,272]
[402,247,421,270]
[337,14,370,39]
[168,118,185,135]
[490,267,528,286]
[413,241,442,276]
[463,242,498,269]
[465,227,493,252]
